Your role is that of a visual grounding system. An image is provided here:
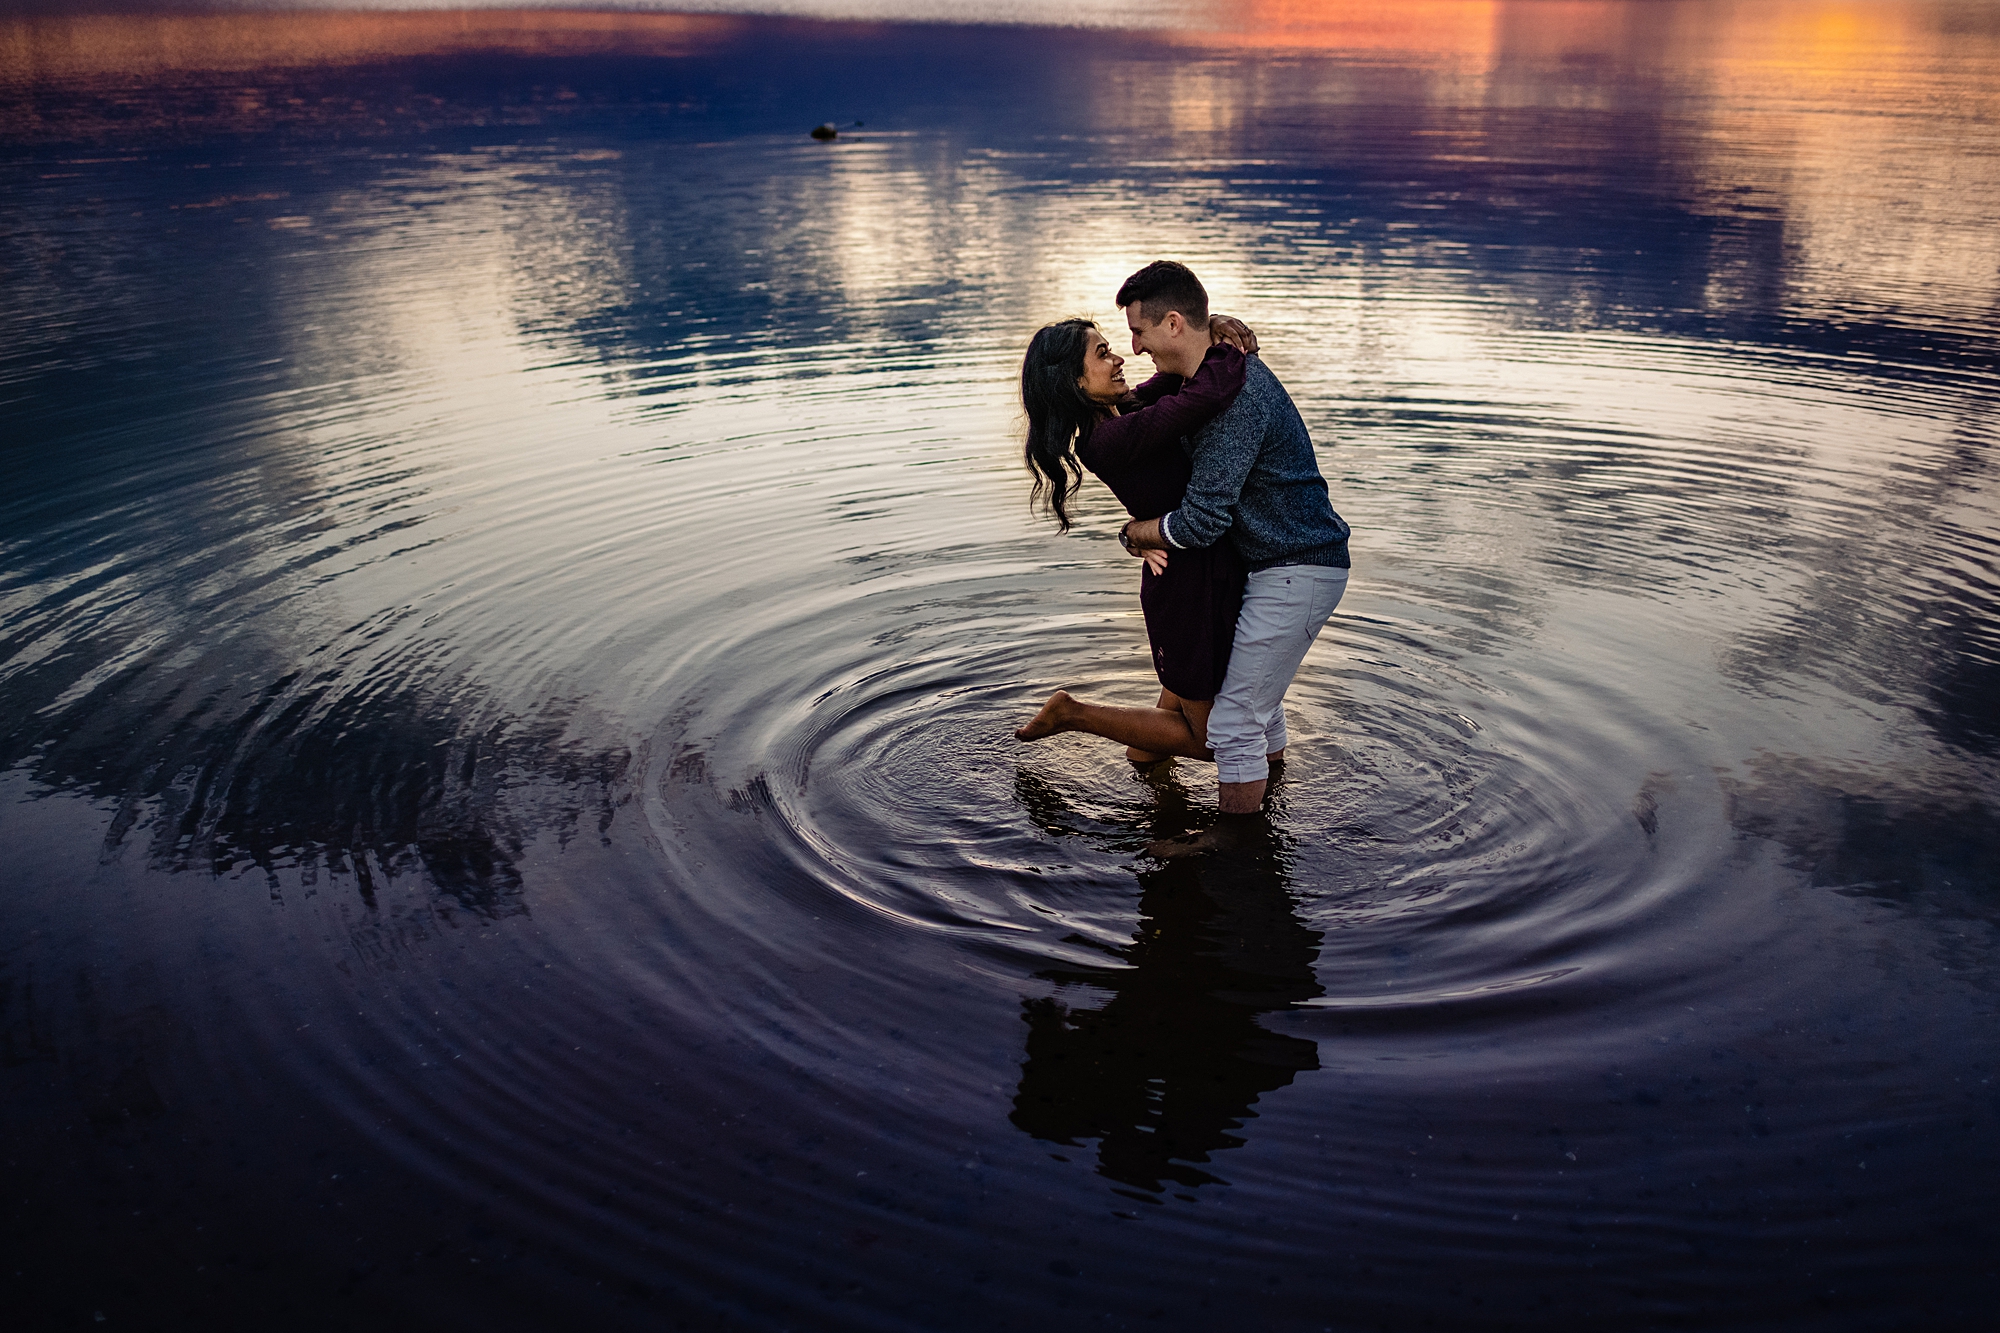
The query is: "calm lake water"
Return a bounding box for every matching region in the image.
[4,2,1998,1327]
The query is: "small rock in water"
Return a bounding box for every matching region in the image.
[810,122,838,140]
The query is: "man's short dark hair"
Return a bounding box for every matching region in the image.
[1116,260,1208,327]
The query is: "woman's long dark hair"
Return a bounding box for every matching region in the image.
[1021,318,1107,532]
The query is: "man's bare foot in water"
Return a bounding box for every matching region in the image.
[1146,817,1262,859]
[1145,830,1221,859]
[1014,690,1075,741]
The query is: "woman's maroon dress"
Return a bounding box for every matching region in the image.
[1074,345,1248,702]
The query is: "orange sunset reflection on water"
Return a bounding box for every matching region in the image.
[1,1,1992,75]
[0,10,738,81]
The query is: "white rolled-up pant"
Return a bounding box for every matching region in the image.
[1207,564,1349,785]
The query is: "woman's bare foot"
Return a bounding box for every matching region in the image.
[1014,690,1075,741]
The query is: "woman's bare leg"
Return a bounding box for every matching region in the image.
[1125,689,1213,765]
[1015,688,1213,760]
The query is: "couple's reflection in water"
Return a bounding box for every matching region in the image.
[1010,763,1324,1200]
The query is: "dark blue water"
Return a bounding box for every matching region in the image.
[4,4,1998,1328]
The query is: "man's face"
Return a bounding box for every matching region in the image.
[1124,302,1173,362]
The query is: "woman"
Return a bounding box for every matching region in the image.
[1013,315,1256,764]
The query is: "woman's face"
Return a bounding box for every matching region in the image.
[1076,329,1128,403]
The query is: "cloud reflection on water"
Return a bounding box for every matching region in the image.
[4,1,1997,899]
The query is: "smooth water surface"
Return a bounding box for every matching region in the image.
[4,3,1999,1327]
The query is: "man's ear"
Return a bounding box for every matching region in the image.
[1163,310,1185,337]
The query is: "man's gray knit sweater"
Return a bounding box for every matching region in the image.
[1159,356,1351,571]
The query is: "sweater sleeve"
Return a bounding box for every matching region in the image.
[1160,368,1269,550]
[1078,346,1246,476]
[1126,371,1181,408]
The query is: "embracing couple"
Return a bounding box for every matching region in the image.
[1014,260,1352,815]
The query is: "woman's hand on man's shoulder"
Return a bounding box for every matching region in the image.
[1207,314,1258,355]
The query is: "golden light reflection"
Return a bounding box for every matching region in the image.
[0,10,735,85]
[1135,0,2000,330]
[1181,0,1501,56]
[1683,2,2000,328]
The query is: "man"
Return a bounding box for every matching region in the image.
[1114,260,1351,815]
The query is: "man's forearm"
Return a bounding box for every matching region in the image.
[1120,517,1168,552]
